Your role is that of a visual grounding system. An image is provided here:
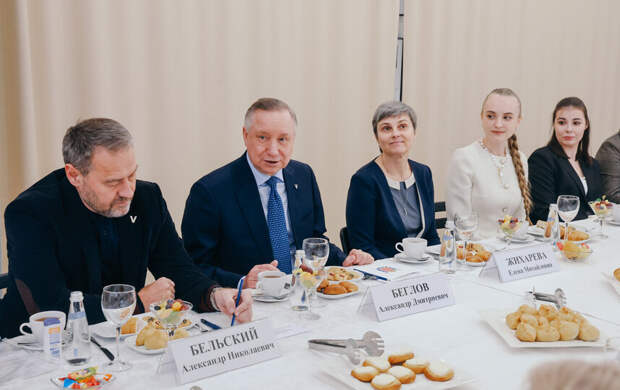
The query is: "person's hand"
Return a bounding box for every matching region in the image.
[244,261,279,288]
[138,277,175,309]
[213,288,253,323]
[342,249,374,266]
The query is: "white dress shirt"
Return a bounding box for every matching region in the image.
[445,141,527,238]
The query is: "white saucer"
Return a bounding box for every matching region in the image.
[607,219,620,226]
[502,235,535,243]
[4,334,43,351]
[394,253,431,264]
[252,289,291,303]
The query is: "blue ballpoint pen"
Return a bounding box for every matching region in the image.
[230,276,245,326]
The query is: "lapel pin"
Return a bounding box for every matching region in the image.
[130,216,137,224]
[294,184,298,189]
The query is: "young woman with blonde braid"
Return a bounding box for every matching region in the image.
[446,88,532,238]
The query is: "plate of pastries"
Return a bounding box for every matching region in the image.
[535,221,590,243]
[91,314,194,339]
[480,304,605,348]
[124,317,197,355]
[315,347,475,390]
[316,279,360,299]
[325,266,364,283]
[456,242,492,266]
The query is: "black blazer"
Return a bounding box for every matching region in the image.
[528,146,602,223]
[346,159,440,260]
[181,153,346,288]
[0,169,216,338]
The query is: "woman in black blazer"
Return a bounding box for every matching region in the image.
[346,101,439,260]
[528,97,602,223]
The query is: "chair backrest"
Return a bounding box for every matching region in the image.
[339,227,351,254]
[434,201,447,229]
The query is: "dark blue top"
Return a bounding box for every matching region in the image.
[88,212,120,288]
[346,159,440,260]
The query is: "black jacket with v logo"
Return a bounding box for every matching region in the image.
[1,169,216,338]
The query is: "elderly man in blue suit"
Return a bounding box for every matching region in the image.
[182,98,373,288]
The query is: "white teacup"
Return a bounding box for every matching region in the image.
[256,271,287,297]
[19,310,66,343]
[395,238,427,258]
[613,203,620,222]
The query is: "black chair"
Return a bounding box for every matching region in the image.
[339,227,351,254]
[434,201,447,229]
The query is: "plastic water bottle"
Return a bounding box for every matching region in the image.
[546,203,560,250]
[64,291,91,365]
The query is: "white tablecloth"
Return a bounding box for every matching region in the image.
[2,220,619,390]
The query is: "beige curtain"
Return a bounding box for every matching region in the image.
[0,0,399,272]
[403,0,620,202]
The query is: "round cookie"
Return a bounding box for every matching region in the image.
[387,350,414,365]
[370,373,401,390]
[363,357,391,373]
[424,361,454,382]
[403,357,429,374]
[387,366,415,384]
[351,366,379,382]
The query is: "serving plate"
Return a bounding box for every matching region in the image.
[324,266,364,283]
[479,309,606,348]
[313,351,476,390]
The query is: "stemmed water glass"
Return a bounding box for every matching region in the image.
[101,284,136,371]
[557,195,580,241]
[301,238,329,319]
[455,213,478,264]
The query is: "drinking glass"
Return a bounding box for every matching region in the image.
[588,199,612,239]
[101,284,136,371]
[557,195,580,241]
[303,238,329,309]
[455,213,478,264]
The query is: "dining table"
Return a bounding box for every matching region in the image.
[1,219,619,390]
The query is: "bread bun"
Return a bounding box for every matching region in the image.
[536,326,560,342]
[516,322,536,342]
[558,320,579,341]
[505,312,521,330]
[323,284,347,295]
[579,322,600,341]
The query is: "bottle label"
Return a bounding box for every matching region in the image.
[68,311,86,320]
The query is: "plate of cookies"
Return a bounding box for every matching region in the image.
[315,348,475,390]
[316,279,360,299]
[480,304,606,348]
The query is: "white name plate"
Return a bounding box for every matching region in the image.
[491,243,557,282]
[369,273,455,322]
[169,319,280,384]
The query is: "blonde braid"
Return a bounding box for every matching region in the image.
[508,134,532,219]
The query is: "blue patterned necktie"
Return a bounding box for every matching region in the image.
[266,176,292,274]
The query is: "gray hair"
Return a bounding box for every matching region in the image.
[372,101,418,136]
[62,118,133,174]
[244,97,298,130]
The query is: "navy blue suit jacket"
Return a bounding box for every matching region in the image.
[182,153,346,287]
[346,159,440,260]
[528,146,602,223]
[0,169,217,338]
